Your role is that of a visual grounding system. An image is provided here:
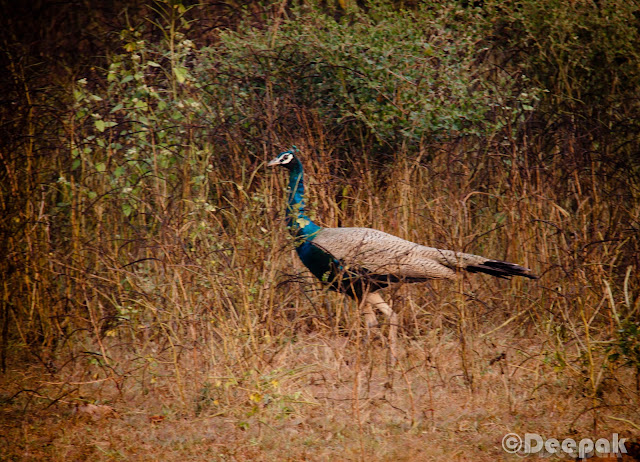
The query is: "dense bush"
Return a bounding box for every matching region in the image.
[203,2,539,157]
[482,0,640,159]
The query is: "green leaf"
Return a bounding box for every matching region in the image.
[95,119,105,132]
[173,66,189,83]
[134,100,148,111]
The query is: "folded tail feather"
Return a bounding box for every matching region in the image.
[465,260,538,279]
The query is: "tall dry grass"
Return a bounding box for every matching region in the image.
[2,129,640,460]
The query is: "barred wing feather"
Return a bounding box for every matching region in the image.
[311,228,535,281]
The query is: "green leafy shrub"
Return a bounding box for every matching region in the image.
[196,2,538,157]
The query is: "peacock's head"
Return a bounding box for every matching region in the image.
[267,147,298,169]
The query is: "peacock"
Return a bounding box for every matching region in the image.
[268,147,537,362]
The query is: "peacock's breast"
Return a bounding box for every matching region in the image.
[296,240,334,281]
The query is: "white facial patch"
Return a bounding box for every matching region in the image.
[280,152,293,164]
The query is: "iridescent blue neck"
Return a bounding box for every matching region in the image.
[287,157,321,239]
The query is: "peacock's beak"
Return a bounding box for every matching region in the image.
[267,158,280,167]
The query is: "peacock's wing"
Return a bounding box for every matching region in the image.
[310,227,536,280]
[310,227,458,280]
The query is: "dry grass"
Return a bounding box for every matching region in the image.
[2,329,639,461]
[2,141,640,460]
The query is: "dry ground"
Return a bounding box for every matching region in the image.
[2,329,639,461]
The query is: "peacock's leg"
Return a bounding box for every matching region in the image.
[364,292,398,365]
[362,303,378,328]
